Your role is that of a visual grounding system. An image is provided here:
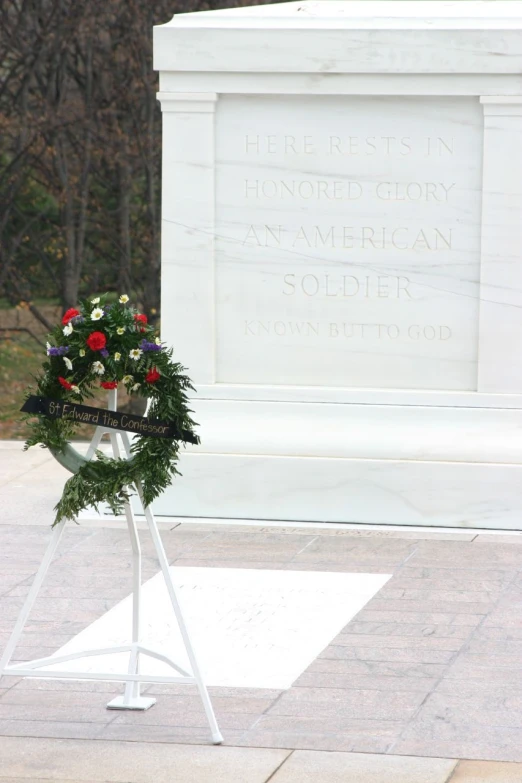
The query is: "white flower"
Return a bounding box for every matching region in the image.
[63,356,73,371]
[91,297,100,305]
[114,352,121,362]
[123,375,134,384]
[91,361,105,375]
[116,326,125,335]
[71,385,80,394]
[63,323,73,336]
[131,383,141,392]
[91,307,104,321]
[155,337,161,345]
[119,294,129,304]
[46,341,51,355]
[129,348,142,361]
[79,348,86,357]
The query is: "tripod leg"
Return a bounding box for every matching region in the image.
[0,520,66,681]
[84,425,106,461]
[136,481,223,744]
[105,429,155,711]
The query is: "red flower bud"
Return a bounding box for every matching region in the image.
[145,368,160,384]
[134,314,148,324]
[62,308,79,325]
[58,377,73,390]
[86,331,107,351]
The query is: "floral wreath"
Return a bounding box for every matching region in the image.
[23,294,199,525]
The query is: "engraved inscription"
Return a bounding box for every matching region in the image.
[215,96,482,389]
[244,135,454,157]
[243,225,452,251]
[244,320,452,341]
[244,180,456,202]
[282,274,413,299]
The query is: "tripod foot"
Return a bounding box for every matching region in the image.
[212,731,224,745]
[106,695,156,711]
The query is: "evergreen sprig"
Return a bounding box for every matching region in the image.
[22,294,199,525]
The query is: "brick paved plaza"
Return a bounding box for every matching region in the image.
[2,441,522,781]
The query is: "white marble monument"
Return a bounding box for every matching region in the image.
[153,1,522,529]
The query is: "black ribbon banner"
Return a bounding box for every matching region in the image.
[21,396,198,443]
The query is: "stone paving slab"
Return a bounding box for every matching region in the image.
[0,737,290,782]
[7,743,519,783]
[451,760,522,782]
[178,522,479,540]
[269,750,457,783]
[3,509,522,762]
[394,741,522,765]
[4,442,522,771]
[0,779,101,783]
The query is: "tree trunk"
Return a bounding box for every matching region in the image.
[118,144,132,293]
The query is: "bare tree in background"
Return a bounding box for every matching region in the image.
[0,0,282,318]
[1,1,100,309]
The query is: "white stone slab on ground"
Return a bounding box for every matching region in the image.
[39,568,390,689]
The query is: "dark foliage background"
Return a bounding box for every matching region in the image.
[0,0,278,326]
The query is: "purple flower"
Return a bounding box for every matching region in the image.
[71,315,84,325]
[48,346,69,356]
[139,339,162,352]
[100,348,109,358]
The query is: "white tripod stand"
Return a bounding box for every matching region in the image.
[0,389,223,744]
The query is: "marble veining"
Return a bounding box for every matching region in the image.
[215,95,482,390]
[154,2,522,529]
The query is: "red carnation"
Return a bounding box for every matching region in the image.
[86,331,107,351]
[145,368,160,384]
[62,308,79,325]
[101,380,118,390]
[58,377,73,390]
[134,314,148,324]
